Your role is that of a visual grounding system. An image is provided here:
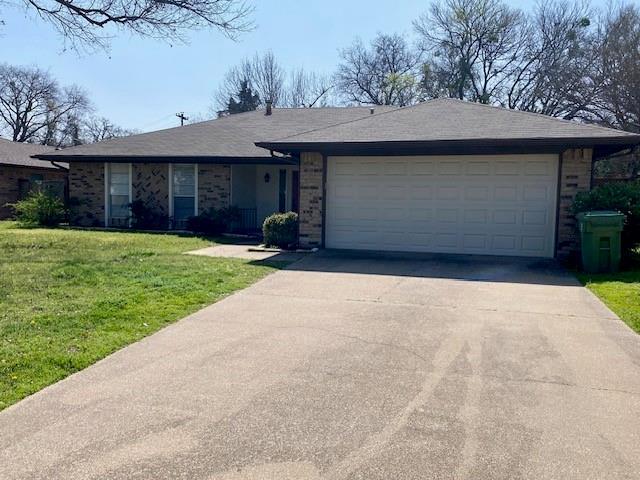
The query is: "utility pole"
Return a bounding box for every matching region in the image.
[176,112,189,126]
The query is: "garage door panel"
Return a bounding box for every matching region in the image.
[495,161,521,175]
[383,161,408,176]
[437,186,460,200]
[493,210,518,225]
[438,161,462,175]
[326,155,558,257]
[491,235,518,251]
[463,234,488,249]
[467,161,491,175]
[436,209,459,223]
[465,186,489,201]
[463,209,489,224]
[409,185,433,200]
[522,236,546,252]
[523,185,550,201]
[525,161,551,176]
[494,185,519,201]
[409,208,434,222]
[409,161,435,175]
[523,210,548,226]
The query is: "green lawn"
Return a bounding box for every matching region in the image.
[578,269,640,334]
[0,222,282,410]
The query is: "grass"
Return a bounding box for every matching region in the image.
[0,223,283,410]
[577,257,640,334]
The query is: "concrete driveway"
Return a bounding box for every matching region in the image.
[1,252,639,479]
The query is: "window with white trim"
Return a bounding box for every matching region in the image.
[172,164,196,227]
[107,163,131,227]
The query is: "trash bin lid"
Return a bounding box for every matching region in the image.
[578,210,625,218]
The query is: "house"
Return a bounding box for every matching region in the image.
[0,139,67,219]
[34,99,640,259]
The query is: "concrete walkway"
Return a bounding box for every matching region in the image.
[1,252,639,479]
[186,243,306,262]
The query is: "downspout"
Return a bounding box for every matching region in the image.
[50,161,67,171]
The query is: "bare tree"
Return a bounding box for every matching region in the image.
[83,116,136,143]
[249,51,285,107]
[415,0,529,103]
[214,51,285,112]
[14,0,253,50]
[213,51,335,113]
[505,0,600,120]
[0,64,90,143]
[284,69,334,108]
[335,33,422,106]
[593,3,640,132]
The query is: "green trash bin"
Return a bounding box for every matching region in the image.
[577,211,625,273]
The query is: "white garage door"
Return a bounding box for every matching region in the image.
[325,155,559,257]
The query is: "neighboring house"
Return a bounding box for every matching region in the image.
[34,99,640,259]
[0,139,68,219]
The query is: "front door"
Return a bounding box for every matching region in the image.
[291,170,300,213]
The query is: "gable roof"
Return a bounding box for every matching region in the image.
[256,98,640,154]
[34,107,395,162]
[0,139,65,170]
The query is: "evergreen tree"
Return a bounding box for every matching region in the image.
[227,79,260,114]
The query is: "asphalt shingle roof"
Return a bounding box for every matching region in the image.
[258,98,639,147]
[35,100,639,161]
[0,139,65,169]
[36,107,395,160]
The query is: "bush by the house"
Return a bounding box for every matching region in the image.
[8,190,67,227]
[186,206,242,235]
[129,199,169,230]
[573,181,640,255]
[263,212,298,249]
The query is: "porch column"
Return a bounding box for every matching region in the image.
[298,152,324,248]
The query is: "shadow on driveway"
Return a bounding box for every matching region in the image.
[276,249,580,287]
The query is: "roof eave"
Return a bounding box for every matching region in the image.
[256,136,640,156]
[31,154,298,166]
[1,161,68,171]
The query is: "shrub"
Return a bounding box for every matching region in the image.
[129,199,168,230]
[216,205,242,229]
[263,212,298,249]
[186,213,225,235]
[573,181,640,255]
[185,206,242,235]
[8,190,67,227]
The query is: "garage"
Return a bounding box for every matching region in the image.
[256,98,640,258]
[325,154,559,257]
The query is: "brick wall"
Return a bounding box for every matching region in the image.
[132,163,169,216]
[556,148,593,259]
[69,162,105,226]
[298,152,324,248]
[0,165,68,219]
[198,165,230,213]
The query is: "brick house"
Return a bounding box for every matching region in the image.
[0,139,67,219]
[34,99,640,259]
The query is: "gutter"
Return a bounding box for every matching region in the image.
[255,135,640,153]
[31,154,299,166]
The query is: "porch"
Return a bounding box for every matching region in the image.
[231,164,299,232]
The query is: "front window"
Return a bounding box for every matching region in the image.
[172,164,196,228]
[107,163,131,227]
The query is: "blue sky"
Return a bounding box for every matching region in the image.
[0,0,603,132]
